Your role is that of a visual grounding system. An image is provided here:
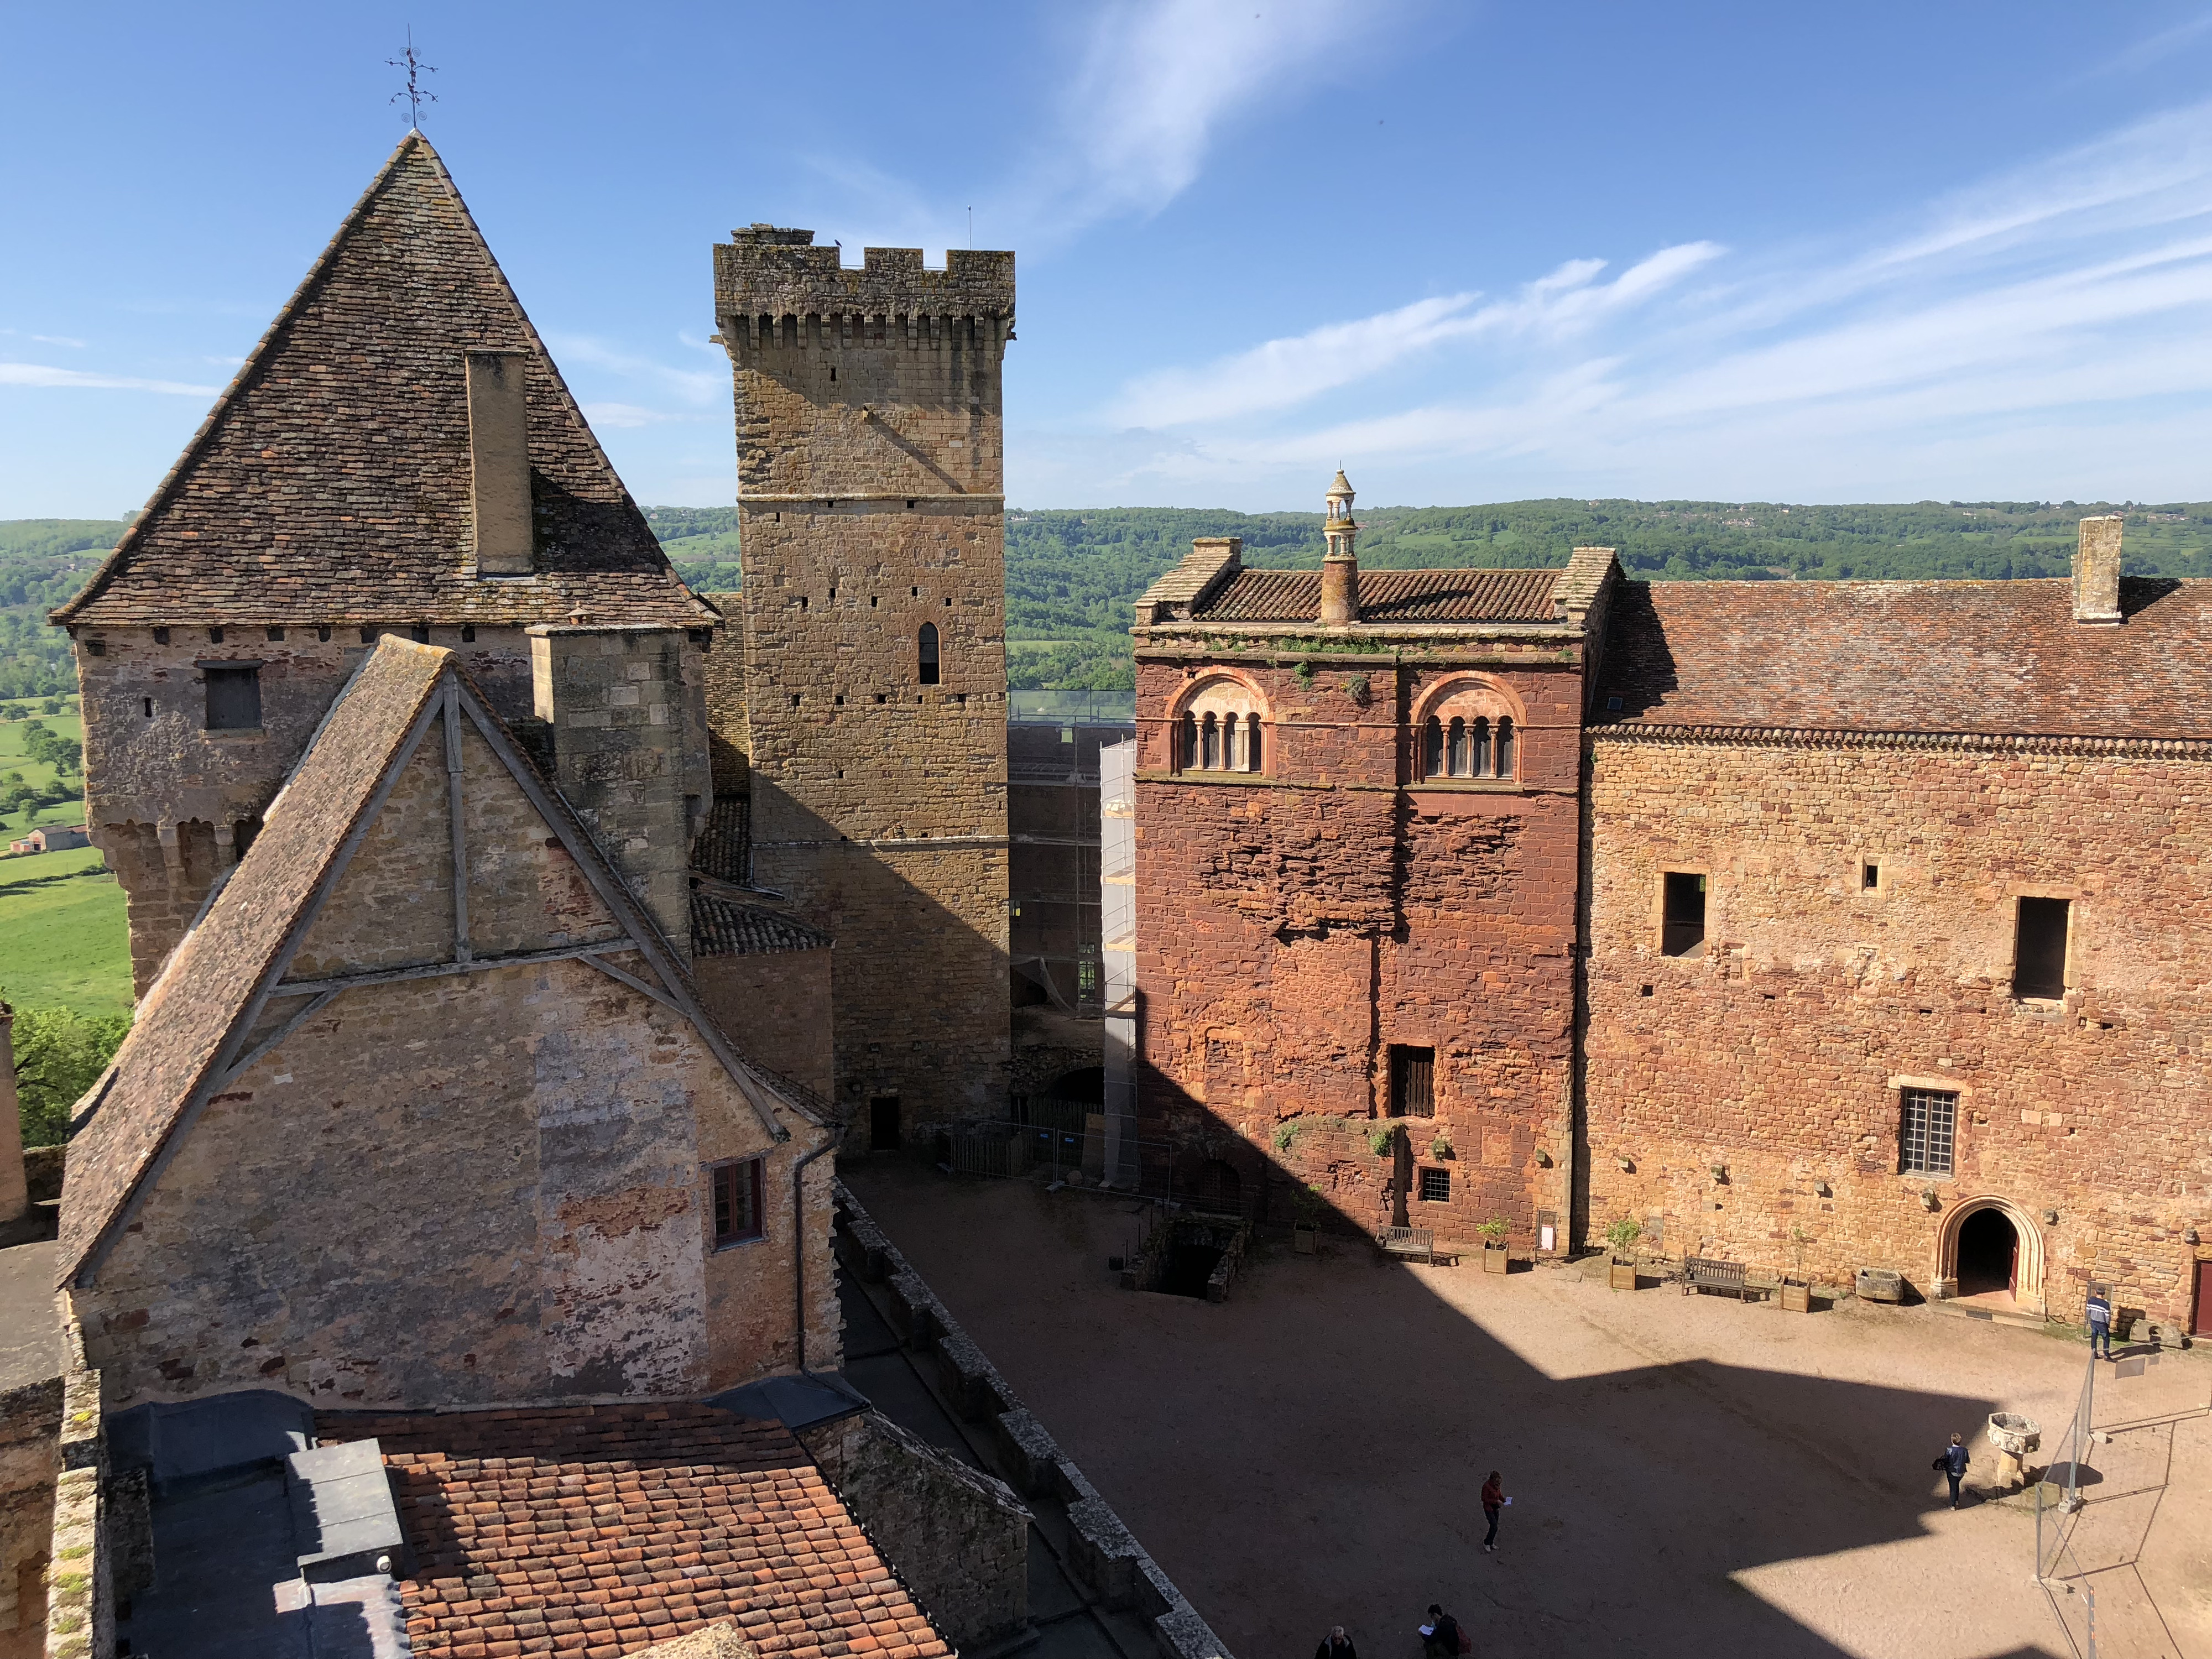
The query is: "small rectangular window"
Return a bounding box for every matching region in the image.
[1388,1045,1435,1119]
[711,1157,765,1247]
[1419,1167,1451,1203]
[153,628,171,645]
[1899,1088,1957,1176]
[1662,872,1707,957]
[2013,897,2069,1000]
[1861,863,1880,890]
[266,625,285,642]
[204,666,262,731]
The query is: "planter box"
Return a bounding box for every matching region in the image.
[1608,1258,1637,1292]
[1293,1227,1318,1256]
[1780,1279,1812,1313]
[1483,1245,1510,1275]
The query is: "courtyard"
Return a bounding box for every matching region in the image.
[842,1162,2212,1659]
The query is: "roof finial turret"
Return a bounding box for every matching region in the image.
[1320,470,1359,625]
[387,28,438,129]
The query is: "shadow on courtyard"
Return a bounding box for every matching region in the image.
[842,1159,2077,1659]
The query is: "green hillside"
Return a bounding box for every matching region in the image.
[10,501,2210,695]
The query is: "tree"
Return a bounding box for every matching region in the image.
[10,1003,132,1147]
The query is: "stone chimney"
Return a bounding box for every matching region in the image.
[529,625,695,954]
[0,1002,25,1228]
[2073,515,2124,625]
[1319,470,1360,627]
[467,349,534,575]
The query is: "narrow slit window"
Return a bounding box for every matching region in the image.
[1423,716,1444,778]
[1388,1044,1436,1119]
[1245,717,1262,773]
[711,1157,765,1248]
[1180,711,1198,770]
[1472,716,1493,778]
[917,622,941,685]
[1494,716,1514,778]
[1661,872,1706,958]
[1222,712,1240,771]
[1201,713,1219,770]
[1898,1088,1957,1176]
[2013,897,2069,999]
[1447,717,1468,777]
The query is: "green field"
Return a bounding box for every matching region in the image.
[0,843,131,1019]
[0,704,86,839]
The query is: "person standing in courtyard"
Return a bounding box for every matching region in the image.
[2085,1286,2114,1359]
[1480,1470,1508,1553]
[1314,1625,1357,1659]
[1934,1432,1970,1508]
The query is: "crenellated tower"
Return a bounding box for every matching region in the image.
[711,228,1014,1141]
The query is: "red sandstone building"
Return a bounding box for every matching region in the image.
[1132,487,2212,1337]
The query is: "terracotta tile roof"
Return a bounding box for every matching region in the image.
[692,894,831,958]
[54,133,709,630]
[1194,567,1562,624]
[316,1403,952,1659]
[1595,577,2212,739]
[57,639,451,1286]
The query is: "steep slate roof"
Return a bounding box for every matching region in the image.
[316,1403,952,1659]
[59,638,808,1288]
[1196,567,1562,625]
[55,133,709,630]
[692,894,831,958]
[1595,577,2212,740]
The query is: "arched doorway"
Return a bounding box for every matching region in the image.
[1938,1197,2044,1308]
[1957,1208,2018,1297]
[1193,1159,1242,1213]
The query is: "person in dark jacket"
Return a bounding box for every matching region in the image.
[1480,1470,1507,1553]
[1935,1432,1970,1508]
[1420,1606,1462,1658]
[1314,1625,1357,1659]
[2085,1288,2114,1359]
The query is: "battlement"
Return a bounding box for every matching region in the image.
[715,226,1014,333]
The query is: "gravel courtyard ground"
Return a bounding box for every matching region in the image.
[842,1162,2212,1659]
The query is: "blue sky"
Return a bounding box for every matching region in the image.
[3,2,2208,517]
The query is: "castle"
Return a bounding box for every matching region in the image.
[1130,484,2212,1337]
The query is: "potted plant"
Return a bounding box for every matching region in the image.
[1478,1217,1510,1274]
[1292,1184,1325,1254]
[1781,1224,1813,1312]
[1605,1217,1642,1291]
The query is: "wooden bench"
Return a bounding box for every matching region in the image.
[1682,1255,1757,1301]
[1376,1227,1435,1265]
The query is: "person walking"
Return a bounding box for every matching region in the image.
[1313,1627,1357,1659]
[1933,1432,1970,1509]
[2085,1286,2115,1360]
[1480,1469,1508,1553]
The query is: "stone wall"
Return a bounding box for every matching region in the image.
[1583,731,2212,1326]
[0,1380,59,1659]
[711,232,1014,1145]
[1132,655,1584,1244]
[75,711,837,1406]
[797,1408,1027,1650]
[693,946,834,1103]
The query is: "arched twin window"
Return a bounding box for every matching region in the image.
[1175,678,1267,775]
[1419,684,1519,780]
[918,623,941,686]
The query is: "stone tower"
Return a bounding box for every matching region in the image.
[712,229,1014,1141]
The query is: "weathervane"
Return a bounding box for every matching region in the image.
[387,28,438,128]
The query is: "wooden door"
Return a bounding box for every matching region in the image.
[2195,1260,2212,1337]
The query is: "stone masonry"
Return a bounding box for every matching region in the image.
[1129,511,1620,1246]
[712,230,1014,1141]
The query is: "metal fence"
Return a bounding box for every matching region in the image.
[940,1116,1175,1201]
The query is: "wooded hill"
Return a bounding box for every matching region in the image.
[10,500,2210,695]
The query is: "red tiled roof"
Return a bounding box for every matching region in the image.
[317,1404,952,1659]
[1596,577,2212,739]
[1196,567,1561,624]
[54,133,709,630]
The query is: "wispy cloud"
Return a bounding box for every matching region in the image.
[544,335,723,405]
[0,362,217,396]
[1049,101,2212,504]
[1110,244,1722,426]
[31,333,86,348]
[581,402,702,430]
